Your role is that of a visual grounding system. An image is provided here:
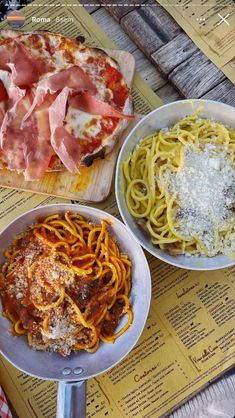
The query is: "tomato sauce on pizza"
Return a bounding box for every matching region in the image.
[0,30,133,180]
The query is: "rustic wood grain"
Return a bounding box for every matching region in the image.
[156,83,182,103]
[169,50,226,98]
[151,33,198,77]
[91,7,137,53]
[120,0,182,59]
[134,48,167,91]
[100,0,147,21]
[121,10,164,58]
[201,79,235,106]
[141,0,182,41]
[100,1,232,103]
[0,49,136,203]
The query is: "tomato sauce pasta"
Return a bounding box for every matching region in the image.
[0,212,133,356]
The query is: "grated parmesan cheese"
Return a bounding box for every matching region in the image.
[41,317,76,339]
[168,144,235,254]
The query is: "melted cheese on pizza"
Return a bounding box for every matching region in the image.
[65,108,102,140]
[0,30,132,179]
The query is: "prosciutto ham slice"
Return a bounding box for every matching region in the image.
[70,92,133,119]
[0,30,133,180]
[48,86,133,173]
[0,67,130,178]
[24,94,56,181]
[0,92,32,171]
[1,88,55,180]
[22,66,97,124]
[49,87,81,173]
[42,66,97,93]
[0,40,39,87]
[0,79,26,150]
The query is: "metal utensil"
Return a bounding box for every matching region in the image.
[0,204,151,418]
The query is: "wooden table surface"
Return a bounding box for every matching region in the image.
[1,1,234,417]
[80,0,235,107]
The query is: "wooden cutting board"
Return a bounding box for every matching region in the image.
[0,49,136,203]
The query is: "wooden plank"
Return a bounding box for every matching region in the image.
[100,0,147,22]
[0,49,135,203]
[169,50,226,98]
[91,7,137,53]
[201,79,235,106]
[156,83,182,103]
[134,48,167,91]
[121,10,164,57]
[101,1,231,101]
[120,0,182,59]
[92,8,167,91]
[142,0,182,41]
[151,33,198,77]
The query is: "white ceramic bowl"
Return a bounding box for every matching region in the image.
[115,99,235,270]
[0,204,151,380]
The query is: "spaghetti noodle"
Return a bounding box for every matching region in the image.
[0,212,133,356]
[124,109,235,257]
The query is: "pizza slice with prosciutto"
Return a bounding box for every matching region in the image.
[0,30,134,180]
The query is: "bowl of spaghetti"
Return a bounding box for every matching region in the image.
[115,99,235,270]
[0,204,151,375]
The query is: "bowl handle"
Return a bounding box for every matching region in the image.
[56,380,86,418]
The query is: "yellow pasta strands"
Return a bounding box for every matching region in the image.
[124,110,235,257]
[0,212,133,356]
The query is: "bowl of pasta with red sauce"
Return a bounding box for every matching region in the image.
[0,204,151,416]
[115,99,235,270]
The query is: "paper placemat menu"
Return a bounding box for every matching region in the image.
[0,2,234,418]
[1,192,235,418]
[157,0,235,84]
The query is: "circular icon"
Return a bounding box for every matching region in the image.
[7,10,26,28]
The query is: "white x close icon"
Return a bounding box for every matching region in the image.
[217,13,230,26]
